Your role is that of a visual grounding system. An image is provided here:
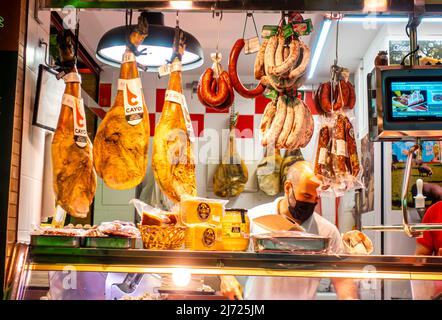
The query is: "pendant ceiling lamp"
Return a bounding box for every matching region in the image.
[96,12,204,72]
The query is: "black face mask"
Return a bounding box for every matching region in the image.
[287,187,317,223]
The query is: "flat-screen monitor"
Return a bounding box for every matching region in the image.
[33,64,65,131]
[386,77,442,122]
[370,65,442,140]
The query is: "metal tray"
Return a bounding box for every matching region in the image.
[252,235,330,253]
[31,235,81,248]
[82,237,137,249]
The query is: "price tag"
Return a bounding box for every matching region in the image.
[318,148,328,165]
[336,139,347,157]
[119,78,144,126]
[261,25,278,39]
[244,37,260,55]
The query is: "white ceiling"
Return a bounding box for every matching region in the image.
[76,11,442,86]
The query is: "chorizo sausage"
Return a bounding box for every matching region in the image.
[254,39,268,80]
[274,36,286,70]
[333,80,350,111]
[346,82,356,109]
[197,75,213,109]
[333,114,348,175]
[262,96,287,147]
[314,126,331,175]
[259,100,277,139]
[229,38,266,98]
[344,116,360,176]
[276,97,295,148]
[319,82,333,113]
[286,98,305,149]
[299,101,314,148]
[216,71,235,110]
[288,42,311,80]
[264,36,278,76]
[201,68,229,107]
[270,39,301,77]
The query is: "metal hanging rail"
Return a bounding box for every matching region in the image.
[38,0,442,13]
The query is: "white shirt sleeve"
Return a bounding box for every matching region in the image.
[327,225,345,255]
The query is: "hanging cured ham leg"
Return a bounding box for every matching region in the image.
[51,32,96,218]
[152,29,197,203]
[93,13,150,189]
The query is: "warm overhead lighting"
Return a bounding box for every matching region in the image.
[341,15,442,23]
[363,0,388,12]
[307,19,332,80]
[172,268,191,287]
[170,1,193,10]
[96,12,204,72]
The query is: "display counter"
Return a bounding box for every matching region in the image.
[5,243,442,300]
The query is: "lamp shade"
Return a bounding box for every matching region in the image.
[96,13,204,72]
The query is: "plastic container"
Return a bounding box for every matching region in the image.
[219,209,250,251]
[82,236,137,249]
[30,235,81,248]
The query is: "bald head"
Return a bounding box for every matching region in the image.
[284,161,320,204]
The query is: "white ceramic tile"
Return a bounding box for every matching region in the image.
[23,67,37,124]
[20,118,46,180]
[26,15,49,73]
[18,175,43,242]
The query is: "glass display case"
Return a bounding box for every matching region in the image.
[5,243,442,300]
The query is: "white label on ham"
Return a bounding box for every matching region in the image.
[119,78,144,126]
[244,37,260,55]
[62,94,88,148]
[165,90,195,143]
[318,147,328,165]
[336,139,347,157]
[122,51,136,63]
[171,60,182,73]
[63,72,81,83]
[158,64,171,77]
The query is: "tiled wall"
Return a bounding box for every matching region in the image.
[16,1,52,242]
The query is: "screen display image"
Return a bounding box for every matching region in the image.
[389,80,442,121]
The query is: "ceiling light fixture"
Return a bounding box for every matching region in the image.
[169,1,193,10]
[307,19,332,80]
[96,12,204,72]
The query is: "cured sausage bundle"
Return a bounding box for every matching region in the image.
[259,96,314,150]
[313,112,361,193]
[256,35,310,93]
[197,56,234,110]
[316,79,356,113]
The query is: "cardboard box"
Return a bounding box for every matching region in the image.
[252,215,305,232]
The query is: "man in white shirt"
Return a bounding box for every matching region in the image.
[221,161,358,300]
